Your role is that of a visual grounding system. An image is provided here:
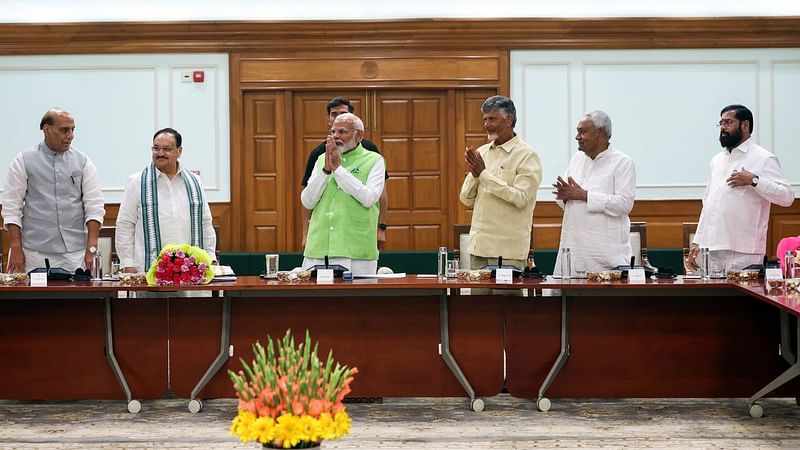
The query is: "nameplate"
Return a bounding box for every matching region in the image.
[765,268,783,280]
[31,272,48,286]
[496,268,513,284]
[628,268,646,283]
[316,269,334,284]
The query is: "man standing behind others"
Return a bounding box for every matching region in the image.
[115,128,217,273]
[459,95,542,271]
[301,113,385,275]
[688,104,793,273]
[300,97,388,249]
[2,108,105,273]
[552,111,636,276]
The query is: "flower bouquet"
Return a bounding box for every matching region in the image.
[146,244,214,286]
[229,330,358,449]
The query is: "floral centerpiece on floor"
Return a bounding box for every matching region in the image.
[229,330,358,449]
[146,244,214,286]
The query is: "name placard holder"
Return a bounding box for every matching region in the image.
[765,268,783,280]
[496,268,514,284]
[316,269,334,284]
[628,268,646,284]
[30,272,48,287]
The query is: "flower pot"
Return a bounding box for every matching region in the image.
[262,443,321,449]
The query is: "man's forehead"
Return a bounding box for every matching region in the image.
[332,118,355,128]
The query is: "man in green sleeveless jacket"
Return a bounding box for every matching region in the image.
[301,113,385,275]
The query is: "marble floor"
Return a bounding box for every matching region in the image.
[1,395,799,449]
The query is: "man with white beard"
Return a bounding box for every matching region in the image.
[301,113,386,275]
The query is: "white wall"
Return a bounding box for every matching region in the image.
[0,53,230,203]
[511,48,800,200]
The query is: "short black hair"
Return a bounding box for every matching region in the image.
[327,97,355,114]
[153,127,182,147]
[721,104,754,132]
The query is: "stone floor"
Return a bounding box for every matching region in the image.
[1,395,799,449]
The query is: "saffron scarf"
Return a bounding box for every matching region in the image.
[141,162,205,267]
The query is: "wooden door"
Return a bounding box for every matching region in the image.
[241,91,290,252]
[373,90,450,250]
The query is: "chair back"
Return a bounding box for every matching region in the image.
[629,222,656,271]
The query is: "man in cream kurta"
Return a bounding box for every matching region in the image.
[553,111,636,276]
[116,128,216,273]
[688,104,793,273]
[459,96,542,272]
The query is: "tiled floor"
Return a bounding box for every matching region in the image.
[1,395,799,449]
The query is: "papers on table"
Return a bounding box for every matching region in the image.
[210,265,236,282]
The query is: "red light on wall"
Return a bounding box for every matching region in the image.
[193,71,205,83]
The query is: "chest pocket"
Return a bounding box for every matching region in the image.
[499,168,516,184]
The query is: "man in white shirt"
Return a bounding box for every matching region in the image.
[2,108,105,273]
[688,104,794,273]
[301,113,385,275]
[115,128,217,273]
[552,111,636,276]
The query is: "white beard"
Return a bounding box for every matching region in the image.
[337,136,359,153]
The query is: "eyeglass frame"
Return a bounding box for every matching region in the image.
[151,145,177,153]
[717,118,739,127]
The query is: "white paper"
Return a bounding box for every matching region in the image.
[353,273,407,279]
[316,269,334,284]
[496,268,514,284]
[765,268,783,280]
[30,272,47,286]
[628,268,646,283]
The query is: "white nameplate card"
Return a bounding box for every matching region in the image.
[765,268,783,280]
[316,269,334,284]
[496,268,514,284]
[627,268,646,283]
[30,272,48,286]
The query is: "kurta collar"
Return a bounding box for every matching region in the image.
[490,134,520,153]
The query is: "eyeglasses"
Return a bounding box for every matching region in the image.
[151,146,176,153]
[717,119,739,127]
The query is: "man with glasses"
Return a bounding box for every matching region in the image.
[300,97,388,249]
[2,108,105,273]
[301,113,385,275]
[116,127,216,273]
[687,104,793,273]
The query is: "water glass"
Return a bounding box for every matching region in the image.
[265,254,280,279]
[437,247,448,280]
[560,247,572,279]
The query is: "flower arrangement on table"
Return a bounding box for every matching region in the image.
[228,330,358,449]
[146,244,214,286]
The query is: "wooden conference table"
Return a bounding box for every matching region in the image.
[0,276,797,416]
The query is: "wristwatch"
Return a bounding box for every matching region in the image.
[378,223,388,230]
[751,175,759,187]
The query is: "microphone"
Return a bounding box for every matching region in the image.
[45,258,51,271]
[630,255,635,269]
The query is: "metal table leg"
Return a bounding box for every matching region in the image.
[188,295,232,413]
[103,295,141,413]
[536,292,570,412]
[748,314,800,418]
[439,292,484,411]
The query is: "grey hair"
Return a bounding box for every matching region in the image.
[481,95,517,127]
[585,111,612,139]
[333,112,364,131]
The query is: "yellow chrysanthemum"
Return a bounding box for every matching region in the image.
[317,412,336,440]
[297,415,321,443]
[332,410,352,439]
[234,411,257,443]
[273,414,302,449]
[253,416,276,443]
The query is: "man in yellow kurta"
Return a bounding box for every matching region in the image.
[459,95,542,272]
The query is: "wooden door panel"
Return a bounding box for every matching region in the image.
[375,90,448,250]
[243,92,287,252]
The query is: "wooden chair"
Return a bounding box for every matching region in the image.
[98,226,117,276]
[453,224,471,269]
[629,222,657,272]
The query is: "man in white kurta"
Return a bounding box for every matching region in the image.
[688,104,793,273]
[116,128,216,273]
[553,111,636,276]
